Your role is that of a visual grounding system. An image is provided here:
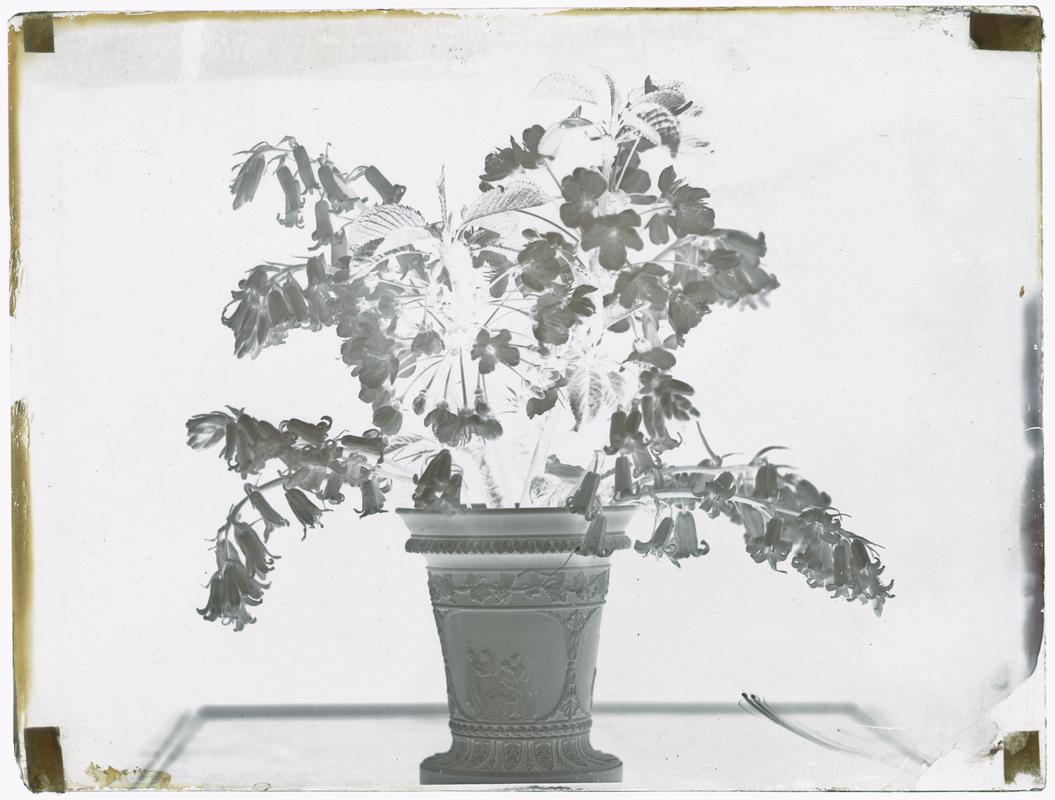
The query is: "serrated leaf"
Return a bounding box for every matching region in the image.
[595,67,621,117]
[343,204,428,249]
[620,102,681,155]
[642,88,688,113]
[566,361,619,431]
[530,72,598,105]
[461,180,551,223]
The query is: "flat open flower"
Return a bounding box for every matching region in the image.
[559,167,607,228]
[581,210,644,269]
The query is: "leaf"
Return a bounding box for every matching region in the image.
[592,66,621,117]
[342,204,427,249]
[530,72,598,105]
[461,180,551,223]
[565,361,619,431]
[537,115,594,157]
[526,387,558,419]
[620,102,681,155]
[627,348,676,370]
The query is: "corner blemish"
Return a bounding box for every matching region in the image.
[85,763,174,790]
[11,401,33,753]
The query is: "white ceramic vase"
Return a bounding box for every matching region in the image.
[399,506,636,785]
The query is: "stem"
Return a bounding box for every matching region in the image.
[543,161,563,192]
[515,209,579,243]
[613,136,642,191]
[519,408,560,507]
[458,351,469,406]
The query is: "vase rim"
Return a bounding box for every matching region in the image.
[396,503,637,516]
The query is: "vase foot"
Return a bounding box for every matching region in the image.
[419,730,622,785]
[420,758,622,785]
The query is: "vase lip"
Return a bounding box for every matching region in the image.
[395,503,637,516]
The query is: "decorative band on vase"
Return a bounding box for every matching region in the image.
[405,533,632,555]
[450,717,593,739]
[428,567,611,606]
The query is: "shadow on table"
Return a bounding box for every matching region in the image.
[136,699,931,788]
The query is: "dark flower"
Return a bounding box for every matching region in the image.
[341,316,401,391]
[197,560,269,631]
[638,369,699,446]
[412,449,464,513]
[372,404,403,435]
[230,151,266,210]
[744,516,791,570]
[692,470,737,518]
[580,210,644,270]
[411,329,445,356]
[517,232,574,292]
[613,455,637,500]
[362,166,406,204]
[317,159,360,212]
[532,286,595,345]
[614,149,652,195]
[647,165,714,244]
[423,398,503,447]
[338,430,386,460]
[232,520,278,578]
[576,513,614,557]
[664,510,709,565]
[212,410,289,477]
[559,168,607,228]
[479,125,547,186]
[291,143,319,192]
[567,470,601,519]
[243,484,289,539]
[284,487,325,532]
[356,478,388,517]
[604,409,655,472]
[634,516,673,559]
[525,387,558,419]
[186,411,234,449]
[275,165,304,228]
[282,415,332,446]
[311,198,336,249]
[470,329,520,374]
[752,464,780,499]
[605,262,670,311]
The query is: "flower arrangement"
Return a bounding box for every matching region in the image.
[187,70,893,631]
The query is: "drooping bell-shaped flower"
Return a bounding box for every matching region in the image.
[356,478,387,518]
[243,484,289,539]
[230,152,266,210]
[576,513,612,557]
[232,520,278,579]
[663,510,709,566]
[311,198,336,250]
[567,470,601,519]
[613,455,636,500]
[634,516,673,559]
[292,143,319,192]
[275,165,304,228]
[284,488,325,533]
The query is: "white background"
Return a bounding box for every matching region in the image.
[4,3,1045,793]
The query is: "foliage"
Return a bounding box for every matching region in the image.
[188,72,892,628]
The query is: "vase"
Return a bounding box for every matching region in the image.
[399,505,636,785]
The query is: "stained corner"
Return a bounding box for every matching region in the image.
[969,11,1043,53]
